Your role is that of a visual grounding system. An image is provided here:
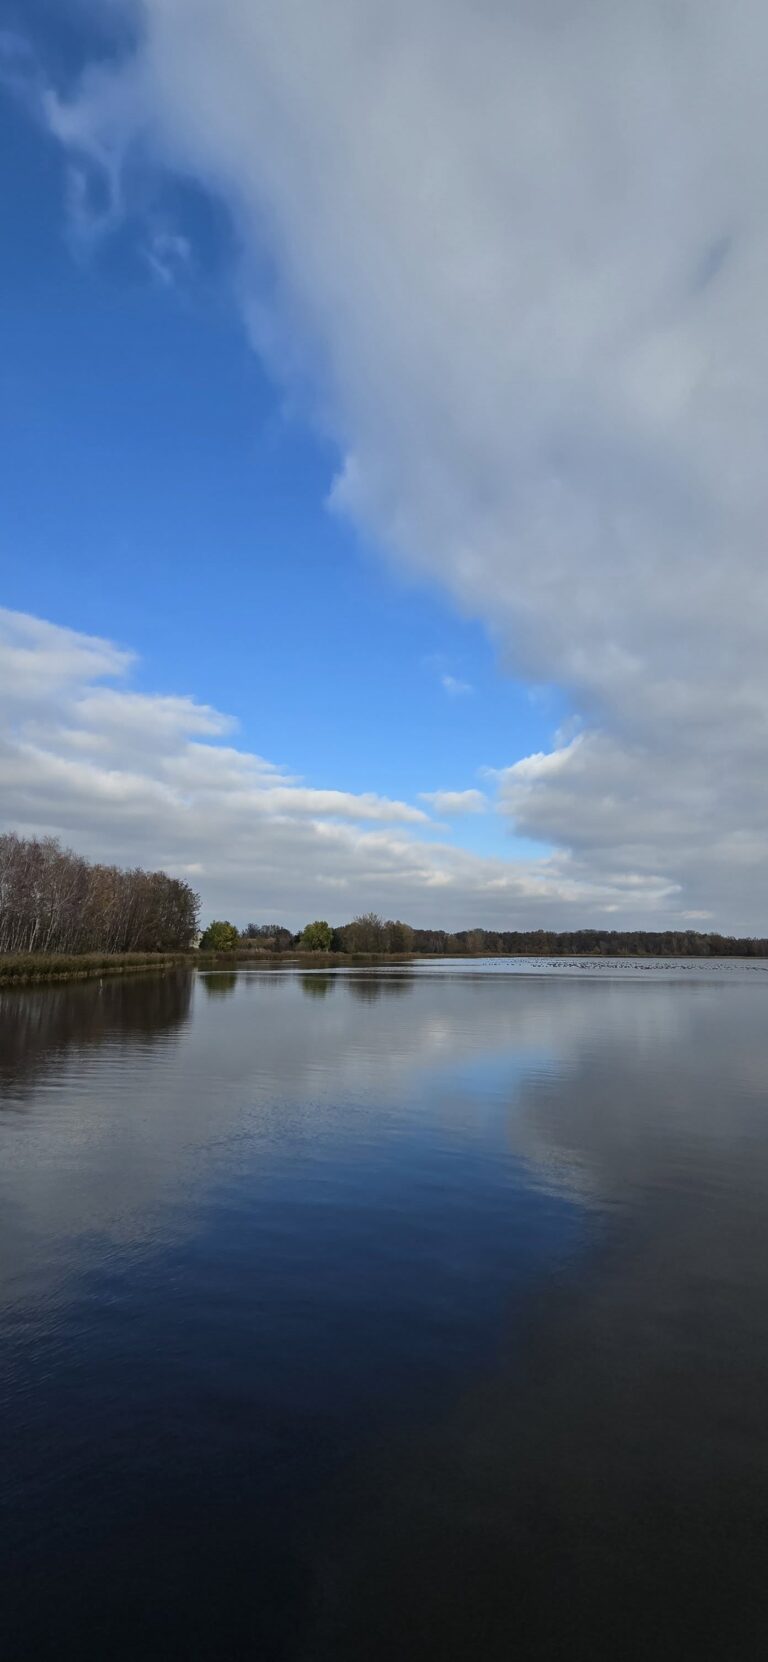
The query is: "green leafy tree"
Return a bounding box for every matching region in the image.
[199,919,239,951]
[300,919,332,952]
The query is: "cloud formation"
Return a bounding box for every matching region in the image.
[29,1,768,928]
[0,607,677,927]
[441,674,473,698]
[420,790,487,817]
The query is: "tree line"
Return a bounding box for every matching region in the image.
[3,834,765,959]
[0,833,200,955]
[204,913,768,958]
[202,914,418,954]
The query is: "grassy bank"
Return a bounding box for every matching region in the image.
[0,948,419,987]
[9,942,766,988]
[0,951,193,987]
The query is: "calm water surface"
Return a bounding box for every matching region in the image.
[2,960,768,1659]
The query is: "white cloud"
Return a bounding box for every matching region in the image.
[0,607,679,927]
[73,688,234,743]
[0,605,132,693]
[143,227,192,287]
[420,789,487,816]
[441,674,473,697]
[25,2,768,929]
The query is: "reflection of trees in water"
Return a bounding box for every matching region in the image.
[203,972,239,996]
[301,975,335,998]
[346,973,415,1003]
[0,972,193,1100]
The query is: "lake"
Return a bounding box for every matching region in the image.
[2,959,768,1659]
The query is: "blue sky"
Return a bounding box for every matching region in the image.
[0,23,557,867]
[1,2,766,930]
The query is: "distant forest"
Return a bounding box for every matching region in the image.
[0,834,199,955]
[240,914,768,958]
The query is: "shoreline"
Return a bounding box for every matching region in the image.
[0,950,413,987]
[0,951,194,988]
[4,945,768,988]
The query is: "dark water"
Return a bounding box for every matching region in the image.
[2,961,768,1660]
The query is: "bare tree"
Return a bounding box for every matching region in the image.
[0,834,199,955]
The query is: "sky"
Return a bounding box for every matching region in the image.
[1,0,767,933]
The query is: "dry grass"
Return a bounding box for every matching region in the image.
[0,951,190,987]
